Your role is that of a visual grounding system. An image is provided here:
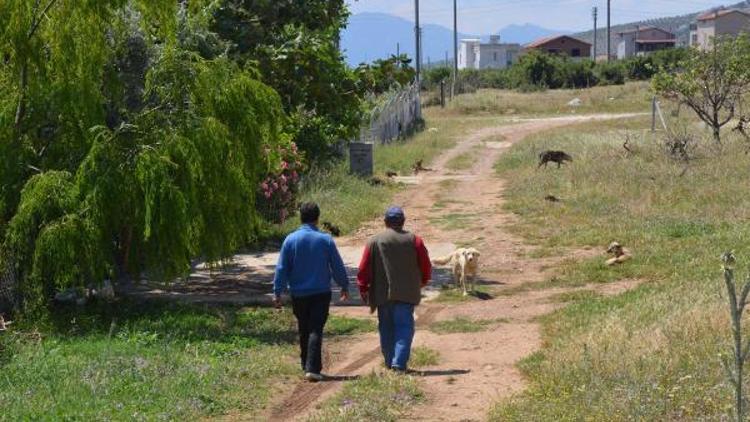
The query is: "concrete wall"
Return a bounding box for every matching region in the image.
[477,44,520,69]
[617,33,636,59]
[459,39,520,69]
[458,40,480,69]
[696,12,750,50]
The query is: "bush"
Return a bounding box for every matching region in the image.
[595,61,626,85]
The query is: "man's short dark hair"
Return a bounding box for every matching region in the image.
[300,202,321,224]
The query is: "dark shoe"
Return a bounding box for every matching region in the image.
[304,372,324,382]
[390,366,407,374]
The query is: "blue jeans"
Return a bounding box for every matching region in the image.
[377,302,416,370]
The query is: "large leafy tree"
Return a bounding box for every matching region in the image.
[212,0,362,161]
[0,1,288,310]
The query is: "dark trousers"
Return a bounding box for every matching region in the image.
[291,291,331,374]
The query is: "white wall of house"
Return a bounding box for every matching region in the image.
[617,33,637,59]
[458,39,480,70]
[458,37,520,70]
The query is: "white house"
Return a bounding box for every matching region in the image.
[458,36,521,70]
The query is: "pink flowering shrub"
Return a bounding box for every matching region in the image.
[257,142,304,224]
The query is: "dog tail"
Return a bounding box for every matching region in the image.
[431,255,453,265]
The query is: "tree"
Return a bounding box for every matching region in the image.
[653,35,750,143]
[0,1,289,311]
[212,1,362,162]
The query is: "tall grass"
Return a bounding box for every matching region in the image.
[490,117,750,419]
[436,82,652,117]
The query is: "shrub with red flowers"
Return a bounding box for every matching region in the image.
[257,141,305,224]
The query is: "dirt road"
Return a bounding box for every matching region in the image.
[264,114,643,421]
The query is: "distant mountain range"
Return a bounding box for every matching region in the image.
[341,13,568,66]
[343,2,750,66]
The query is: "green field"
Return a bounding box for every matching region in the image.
[490,116,750,420]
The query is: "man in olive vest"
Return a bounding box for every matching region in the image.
[356,207,431,372]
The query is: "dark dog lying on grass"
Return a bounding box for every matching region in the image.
[538,150,573,168]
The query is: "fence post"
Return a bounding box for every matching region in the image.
[440,80,446,108]
[651,96,657,133]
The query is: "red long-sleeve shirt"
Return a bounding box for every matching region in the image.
[356,235,432,298]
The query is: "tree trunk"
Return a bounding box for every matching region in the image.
[713,124,722,144]
[116,225,133,283]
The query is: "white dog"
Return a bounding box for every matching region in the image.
[432,248,481,295]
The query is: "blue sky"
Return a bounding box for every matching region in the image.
[346,0,734,33]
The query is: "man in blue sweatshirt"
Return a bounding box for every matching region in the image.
[273,202,350,382]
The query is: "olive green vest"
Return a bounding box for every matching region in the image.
[366,228,423,311]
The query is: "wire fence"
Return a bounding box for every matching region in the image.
[361,81,422,145]
[0,251,18,315]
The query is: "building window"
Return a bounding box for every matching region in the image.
[506,51,514,66]
[493,52,498,61]
[692,34,698,45]
[571,48,581,57]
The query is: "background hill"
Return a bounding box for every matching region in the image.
[574,1,750,54]
[341,13,566,66]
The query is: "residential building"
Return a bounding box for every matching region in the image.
[458,36,521,70]
[616,26,676,59]
[690,9,750,50]
[524,35,591,60]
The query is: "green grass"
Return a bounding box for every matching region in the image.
[410,346,441,368]
[326,315,377,336]
[0,301,378,421]
[429,316,505,334]
[271,164,396,237]
[309,372,423,422]
[373,114,494,176]
[445,151,477,171]
[0,301,299,420]
[489,116,750,420]
[442,81,652,117]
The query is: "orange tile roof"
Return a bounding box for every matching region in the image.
[697,9,750,21]
[525,35,591,48]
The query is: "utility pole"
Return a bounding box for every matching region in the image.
[607,0,611,61]
[592,7,598,60]
[453,0,458,75]
[445,51,449,66]
[415,0,421,83]
[397,42,400,57]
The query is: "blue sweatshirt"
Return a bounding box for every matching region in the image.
[273,224,349,297]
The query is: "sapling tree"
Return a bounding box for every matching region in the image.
[720,251,750,422]
[653,35,750,144]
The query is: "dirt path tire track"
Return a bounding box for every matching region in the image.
[266,113,644,421]
[269,305,445,421]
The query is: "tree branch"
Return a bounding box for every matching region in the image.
[27,0,57,40]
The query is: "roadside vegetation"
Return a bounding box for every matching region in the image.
[309,372,423,422]
[423,47,687,94]
[410,346,441,368]
[490,114,750,419]
[0,300,377,420]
